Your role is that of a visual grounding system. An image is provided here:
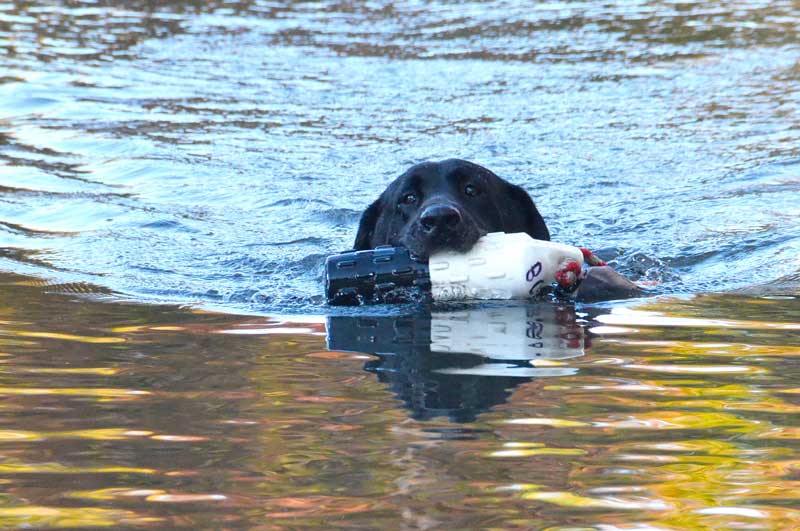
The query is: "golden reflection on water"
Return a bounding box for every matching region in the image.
[488,293,800,531]
[0,273,797,529]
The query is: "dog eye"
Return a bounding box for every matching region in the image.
[400,193,418,205]
[464,184,480,197]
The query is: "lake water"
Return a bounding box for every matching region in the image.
[0,1,799,529]
[0,274,799,529]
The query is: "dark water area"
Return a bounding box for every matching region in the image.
[1,0,799,311]
[0,273,798,529]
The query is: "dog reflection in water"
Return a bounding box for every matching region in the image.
[326,304,590,423]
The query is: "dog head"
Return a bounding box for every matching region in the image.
[354,159,550,258]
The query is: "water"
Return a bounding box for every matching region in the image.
[0,273,798,530]
[1,1,800,529]
[1,1,799,311]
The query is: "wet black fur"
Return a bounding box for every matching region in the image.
[354,159,550,258]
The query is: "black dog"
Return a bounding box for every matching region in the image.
[354,159,641,301]
[354,159,549,258]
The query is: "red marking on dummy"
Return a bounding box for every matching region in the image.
[555,260,582,290]
[579,248,607,267]
[555,248,606,292]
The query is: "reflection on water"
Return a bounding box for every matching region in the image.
[0,272,797,529]
[328,305,588,421]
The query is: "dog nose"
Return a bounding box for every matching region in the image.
[420,205,462,233]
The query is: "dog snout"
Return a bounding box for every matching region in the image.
[419,204,462,234]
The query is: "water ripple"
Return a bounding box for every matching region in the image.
[0,1,798,312]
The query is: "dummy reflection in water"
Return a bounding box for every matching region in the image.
[327,304,591,422]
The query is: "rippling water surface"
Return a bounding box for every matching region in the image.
[0,274,797,529]
[1,0,799,310]
[1,2,800,529]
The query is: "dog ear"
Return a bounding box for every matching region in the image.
[503,181,551,241]
[353,198,382,250]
